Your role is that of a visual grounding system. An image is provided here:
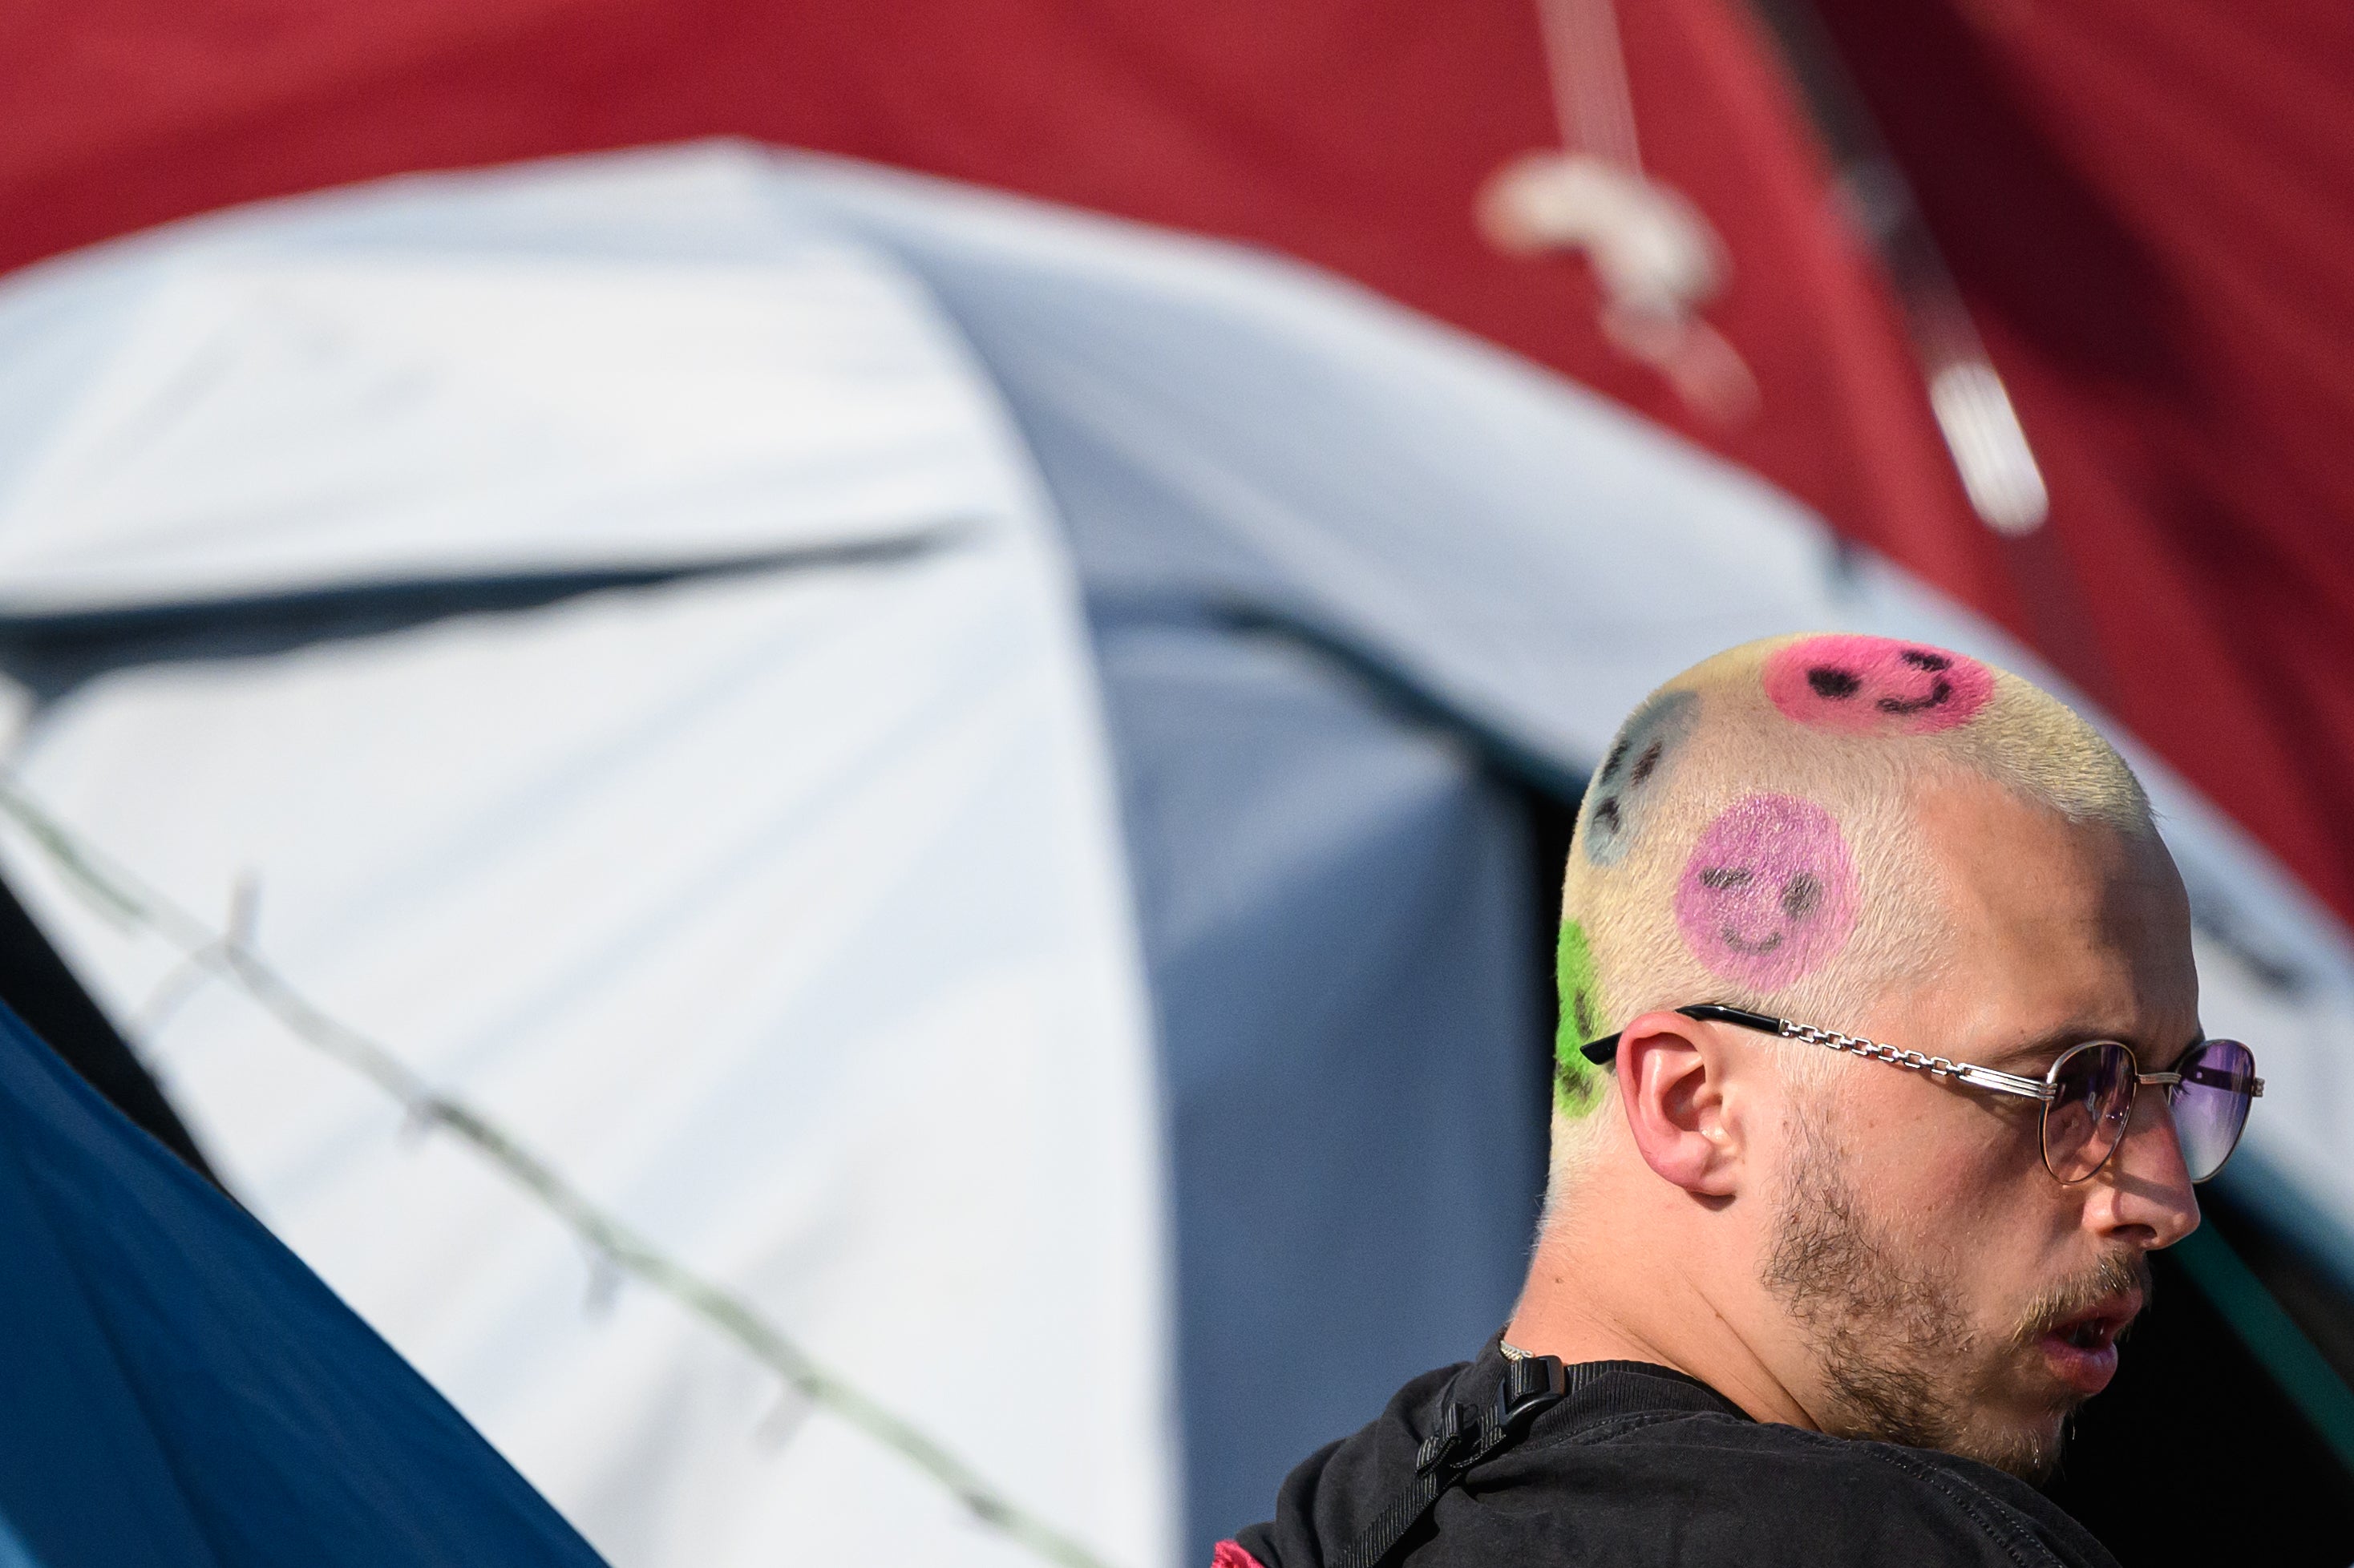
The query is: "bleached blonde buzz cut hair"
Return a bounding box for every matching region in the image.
[1547,632,2154,1187]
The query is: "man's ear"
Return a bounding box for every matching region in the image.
[1616,1009,1745,1198]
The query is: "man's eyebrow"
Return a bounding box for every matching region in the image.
[1979,1028,2202,1073]
[1980,1033,2084,1072]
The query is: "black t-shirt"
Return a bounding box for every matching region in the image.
[1232,1340,2120,1568]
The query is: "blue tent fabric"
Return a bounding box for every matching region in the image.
[1090,612,1547,1557]
[0,1001,605,1568]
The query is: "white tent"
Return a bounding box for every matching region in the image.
[0,143,2347,1567]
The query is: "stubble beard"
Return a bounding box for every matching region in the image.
[1760,1101,2142,1481]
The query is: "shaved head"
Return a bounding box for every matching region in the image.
[1551,634,2152,1167]
[1513,632,2198,1482]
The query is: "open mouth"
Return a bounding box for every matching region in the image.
[2062,1319,2113,1350]
[2037,1293,2142,1395]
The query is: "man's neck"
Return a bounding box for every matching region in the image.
[1505,1203,1822,1433]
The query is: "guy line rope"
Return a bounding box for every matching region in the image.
[0,769,1119,1568]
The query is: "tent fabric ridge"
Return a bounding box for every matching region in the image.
[0,769,1127,1568]
[0,522,980,635]
[0,518,984,631]
[0,522,981,711]
[1086,588,1587,805]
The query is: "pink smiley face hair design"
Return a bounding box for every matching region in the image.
[1674,794,1859,990]
[1762,634,1993,736]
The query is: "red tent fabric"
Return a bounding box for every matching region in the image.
[8,0,2352,914]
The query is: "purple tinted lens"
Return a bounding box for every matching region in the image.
[2045,1041,2136,1183]
[2171,1039,2256,1182]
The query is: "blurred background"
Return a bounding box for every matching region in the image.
[2,2,2352,1566]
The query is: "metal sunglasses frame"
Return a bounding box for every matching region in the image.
[1577,1002,2264,1184]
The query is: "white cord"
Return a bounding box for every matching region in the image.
[1536,0,1643,171]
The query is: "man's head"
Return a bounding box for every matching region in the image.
[1524,633,2201,1480]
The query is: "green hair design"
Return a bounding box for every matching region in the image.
[1554,919,1606,1117]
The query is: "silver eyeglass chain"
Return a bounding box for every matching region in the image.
[1781,1019,1966,1080]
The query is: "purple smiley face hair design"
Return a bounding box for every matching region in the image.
[1674,793,1859,990]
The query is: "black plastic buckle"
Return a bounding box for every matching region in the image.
[1495,1352,1567,1437]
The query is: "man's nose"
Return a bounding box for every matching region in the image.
[2091,1089,2201,1248]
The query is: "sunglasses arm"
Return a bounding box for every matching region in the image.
[1579,1004,2061,1103]
[1943,1062,2055,1101]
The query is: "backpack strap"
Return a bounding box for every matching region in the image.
[1331,1353,1567,1568]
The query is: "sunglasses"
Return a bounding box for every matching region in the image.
[1579,1003,2263,1184]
